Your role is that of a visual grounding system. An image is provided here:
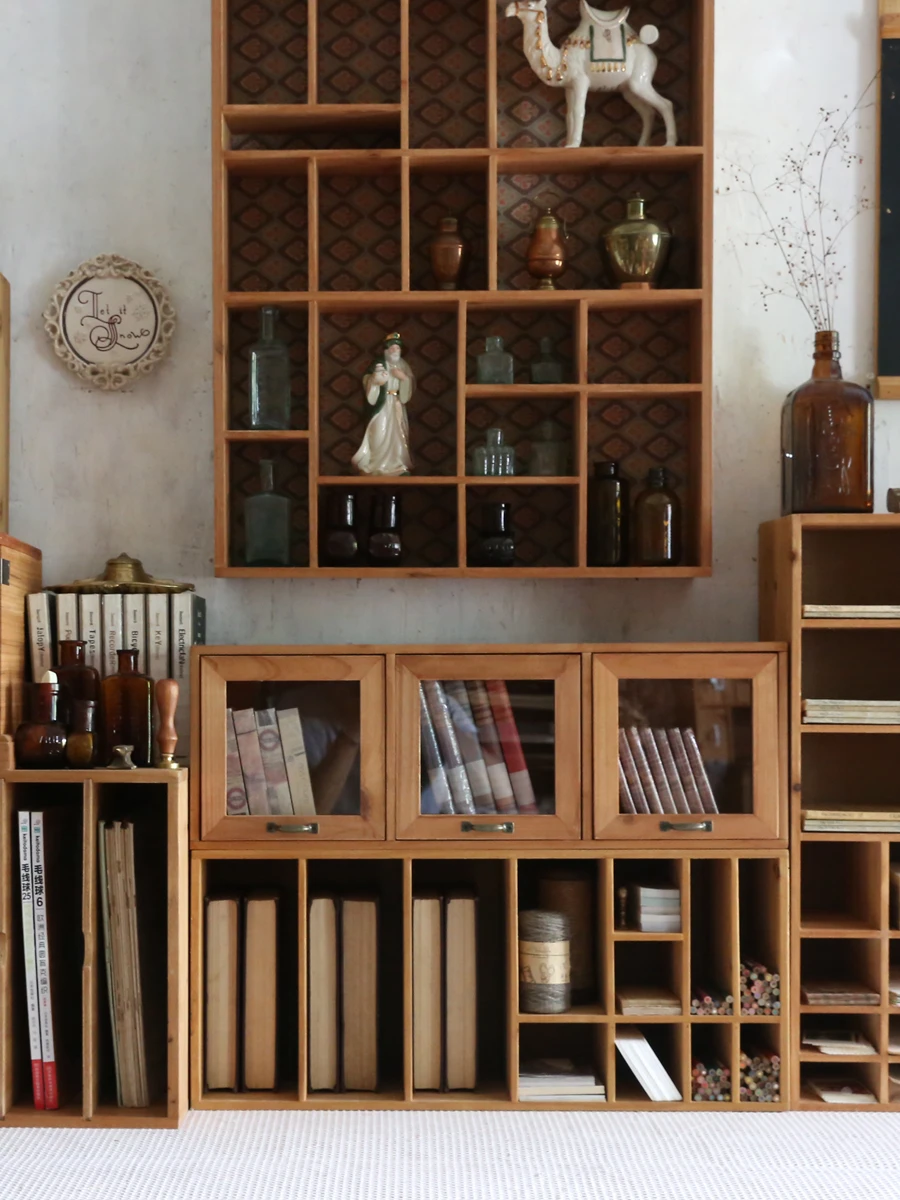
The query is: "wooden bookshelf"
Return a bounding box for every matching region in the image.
[0,769,188,1128]
[760,514,900,1108]
[212,0,714,576]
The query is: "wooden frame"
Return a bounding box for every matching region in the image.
[199,653,386,841]
[760,513,900,1109]
[593,650,785,843]
[394,652,582,841]
[0,769,188,1128]
[211,0,714,578]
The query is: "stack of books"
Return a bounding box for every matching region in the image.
[615,985,682,1016]
[518,1059,606,1103]
[802,699,900,725]
[412,893,477,1091]
[307,895,378,1092]
[617,727,719,816]
[801,980,881,1006]
[803,604,900,619]
[419,680,550,816]
[205,893,279,1091]
[627,883,681,933]
[808,1077,877,1104]
[614,1027,682,1101]
[802,807,900,833]
[801,1030,876,1056]
[227,706,319,817]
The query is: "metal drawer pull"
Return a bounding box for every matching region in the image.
[267,821,319,835]
[461,821,514,834]
[660,820,713,833]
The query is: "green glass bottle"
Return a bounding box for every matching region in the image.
[244,459,291,567]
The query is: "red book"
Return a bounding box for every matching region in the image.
[485,680,539,814]
[464,681,517,815]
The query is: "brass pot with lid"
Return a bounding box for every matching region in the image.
[601,195,671,288]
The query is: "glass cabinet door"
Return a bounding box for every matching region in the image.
[593,652,785,841]
[200,654,385,840]
[395,654,582,840]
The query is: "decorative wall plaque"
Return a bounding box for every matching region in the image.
[43,254,176,391]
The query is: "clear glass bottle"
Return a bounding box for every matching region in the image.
[14,682,67,768]
[368,492,403,565]
[530,337,565,384]
[471,502,515,568]
[588,461,629,565]
[781,330,873,513]
[322,491,360,567]
[65,699,97,768]
[476,336,514,385]
[472,427,516,476]
[55,639,100,728]
[244,459,291,567]
[633,466,681,566]
[249,306,292,430]
[101,649,152,768]
[529,420,569,476]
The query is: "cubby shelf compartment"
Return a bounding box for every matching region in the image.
[213,0,714,577]
[0,770,187,1129]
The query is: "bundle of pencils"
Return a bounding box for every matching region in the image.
[740,960,781,1015]
[739,1049,780,1103]
[690,984,734,1016]
[691,1059,731,1102]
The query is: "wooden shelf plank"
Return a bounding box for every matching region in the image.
[495,145,704,172]
[224,289,705,311]
[801,618,900,629]
[215,565,711,580]
[225,149,404,177]
[801,724,900,734]
[465,385,582,399]
[518,1003,606,1024]
[224,430,311,442]
[317,475,457,487]
[224,103,402,134]
[800,912,882,936]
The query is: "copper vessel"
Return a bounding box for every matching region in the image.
[601,196,671,288]
[429,216,467,290]
[527,207,567,290]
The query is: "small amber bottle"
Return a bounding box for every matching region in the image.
[101,649,152,767]
[633,466,681,566]
[15,682,67,768]
[66,699,97,768]
[56,639,100,727]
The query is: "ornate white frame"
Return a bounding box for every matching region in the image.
[43,254,176,391]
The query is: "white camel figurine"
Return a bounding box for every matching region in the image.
[503,0,677,149]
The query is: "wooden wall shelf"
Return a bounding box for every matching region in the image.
[213,0,713,577]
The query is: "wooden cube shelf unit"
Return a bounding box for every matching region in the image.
[0,770,188,1128]
[760,515,900,1109]
[191,849,787,1111]
[213,0,713,577]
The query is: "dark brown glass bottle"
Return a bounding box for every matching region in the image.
[471,502,515,567]
[588,461,629,566]
[322,492,360,567]
[55,639,100,728]
[101,649,152,767]
[368,493,403,565]
[66,699,97,768]
[15,682,67,768]
[634,467,681,566]
[782,330,873,513]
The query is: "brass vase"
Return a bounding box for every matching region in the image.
[428,215,467,290]
[527,207,567,290]
[601,196,671,288]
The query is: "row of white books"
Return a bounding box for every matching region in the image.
[226,706,320,817]
[618,727,719,817]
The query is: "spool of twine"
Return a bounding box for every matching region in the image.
[519,909,571,1014]
[538,869,594,1001]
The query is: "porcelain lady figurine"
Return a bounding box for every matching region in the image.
[352,333,416,476]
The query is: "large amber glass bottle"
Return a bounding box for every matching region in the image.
[782,331,873,513]
[101,648,152,767]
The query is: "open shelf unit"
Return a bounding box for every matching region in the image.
[760,514,900,1108]
[0,770,188,1128]
[190,847,787,1110]
[213,0,713,576]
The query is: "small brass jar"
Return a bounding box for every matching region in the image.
[527,207,567,290]
[601,195,671,288]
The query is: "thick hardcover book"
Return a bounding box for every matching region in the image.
[54,593,79,662]
[442,681,495,815]
[412,895,442,1091]
[341,897,378,1091]
[444,892,477,1091]
[485,679,539,814]
[419,685,454,815]
[618,729,649,814]
[652,729,690,815]
[26,591,54,681]
[17,812,44,1109]
[614,1026,681,1102]
[119,822,149,1106]
[637,727,677,815]
[422,680,476,816]
[97,821,122,1105]
[171,594,207,762]
[465,680,517,815]
[233,708,269,815]
[122,594,147,675]
[205,895,240,1090]
[682,729,719,814]
[101,593,123,679]
[276,708,316,817]
[78,594,102,673]
[145,595,170,681]
[666,729,705,815]
[243,894,278,1090]
[308,896,339,1091]
[225,709,250,816]
[255,708,294,817]
[30,811,58,1109]
[625,728,663,815]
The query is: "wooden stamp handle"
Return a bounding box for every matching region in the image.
[155,678,179,761]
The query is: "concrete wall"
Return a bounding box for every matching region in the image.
[0,0,892,646]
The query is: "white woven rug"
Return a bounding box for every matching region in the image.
[1,1111,900,1199]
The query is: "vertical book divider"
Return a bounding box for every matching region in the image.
[457,300,469,566]
[505,858,518,1102]
[402,858,414,1100]
[400,156,411,292]
[297,857,308,1102]
[82,781,97,1118]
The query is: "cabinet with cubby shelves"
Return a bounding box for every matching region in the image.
[213,0,713,577]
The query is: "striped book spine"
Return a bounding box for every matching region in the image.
[225,709,250,816]
[485,680,538,814]
[653,729,690,815]
[233,709,269,815]
[625,727,663,815]
[638,727,677,816]
[618,728,650,814]
[617,759,637,814]
[666,729,705,815]
[422,681,476,816]
[255,708,294,816]
[465,681,517,815]
[419,685,454,814]
[443,680,496,814]
[682,728,720,815]
[277,708,317,818]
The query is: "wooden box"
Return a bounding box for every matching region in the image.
[0,535,41,769]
